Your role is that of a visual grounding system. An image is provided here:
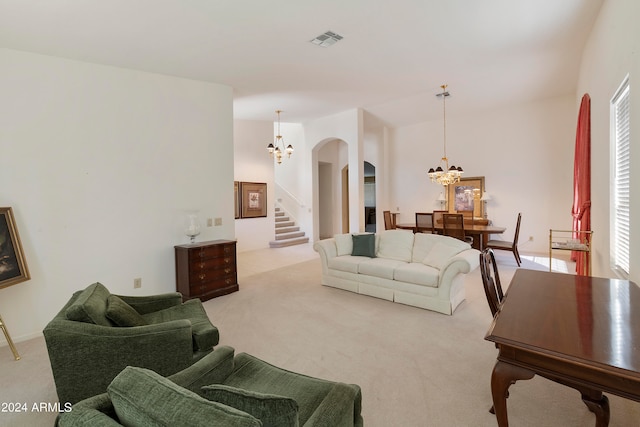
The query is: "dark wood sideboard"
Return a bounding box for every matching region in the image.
[174,239,238,302]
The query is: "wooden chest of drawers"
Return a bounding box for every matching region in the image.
[174,239,238,302]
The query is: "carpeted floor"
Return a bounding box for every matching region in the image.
[1,246,639,426]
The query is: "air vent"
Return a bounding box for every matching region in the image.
[310,31,343,48]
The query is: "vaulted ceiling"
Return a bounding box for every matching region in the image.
[0,0,604,127]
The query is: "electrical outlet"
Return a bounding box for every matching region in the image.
[214,218,222,226]
[134,278,142,289]
[207,218,213,227]
[529,236,534,241]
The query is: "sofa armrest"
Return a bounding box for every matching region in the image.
[314,239,337,275]
[438,248,480,285]
[303,383,363,427]
[115,292,183,315]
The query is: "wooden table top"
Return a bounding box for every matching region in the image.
[486,269,640,375]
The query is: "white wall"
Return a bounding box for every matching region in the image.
[233,119,275,252]
[0,49,234,342]
[576,0,640,281]
[389,95,576,254]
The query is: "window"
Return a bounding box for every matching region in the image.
[611,77,630,276]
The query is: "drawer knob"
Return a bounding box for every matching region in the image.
[199,274,206,280]
[224,268,231,274]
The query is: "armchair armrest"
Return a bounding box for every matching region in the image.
[303,383,363,427]
[115,292,183,315]
[168,346,236,396]
[44,319,195,404]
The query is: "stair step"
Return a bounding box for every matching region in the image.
[269,236,310,248]
[275,221,295,228]
[275,216,290,222]
[275,211,285,217]
[275,226,300,234]
[275,231,305,240]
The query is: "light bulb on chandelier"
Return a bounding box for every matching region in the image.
[427,84,463,185]
[267,110,293,164]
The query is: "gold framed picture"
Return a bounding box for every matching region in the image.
[240,182,267,218]
[447,176,485,219]
[234,181,240,219]
[0,207,30,289]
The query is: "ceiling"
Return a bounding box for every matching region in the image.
[0,0,604,127]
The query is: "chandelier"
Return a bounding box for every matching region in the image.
[428,84,463,185]
[267,110,293,164]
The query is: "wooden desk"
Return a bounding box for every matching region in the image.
[485,269,640,427]
[395,223,505,251]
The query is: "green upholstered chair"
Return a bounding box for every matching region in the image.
[44,282,219,405]
[57,346,363,427]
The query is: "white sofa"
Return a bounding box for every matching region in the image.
[313,230,480,315]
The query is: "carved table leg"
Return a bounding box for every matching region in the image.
[491,360,535,427]
[581,392,610,427]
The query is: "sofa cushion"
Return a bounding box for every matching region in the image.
[334,234,353,256]
[108,366,261,427]
[377,230,414,262]
[143,299,219,351]
[65,282,113,326]
[202,384,299,427]
[358,258,406,280]
[423,240,469,269]
[105,295,148,327]
[412,233,440,263]
[351,233,376,258]
[327,256,370,274]
[394,263,440,287]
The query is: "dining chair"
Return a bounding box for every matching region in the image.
[486,212,522,266]
[479,247,504,415]
[432,210,447,234]
[479,248,504,317]
[457,210,474,221]
[442,213,473,245]
[383,210,396,230]
[415,212,434,234]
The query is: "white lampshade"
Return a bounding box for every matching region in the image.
[437,192,446,201]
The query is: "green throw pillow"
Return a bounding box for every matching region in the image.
[105,295,147,327]
[202,384,299,427]
[65,282,113,326]
[351,234,376,258]
[108,366,261,427]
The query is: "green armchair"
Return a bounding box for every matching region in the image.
[43,282,219,405]
[57,346,363,427]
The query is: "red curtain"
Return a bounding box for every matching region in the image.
[571,94,591,275]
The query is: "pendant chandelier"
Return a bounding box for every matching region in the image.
[428,84,463,185]
[267,110,293,164]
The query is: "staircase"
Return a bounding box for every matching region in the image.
[269,207,309,248]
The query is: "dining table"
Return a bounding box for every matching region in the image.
[485,269,640,427]
[395,222,506,251]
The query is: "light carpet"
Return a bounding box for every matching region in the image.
[1,249,639,426]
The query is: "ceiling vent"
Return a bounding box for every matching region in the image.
[310,31,343,48]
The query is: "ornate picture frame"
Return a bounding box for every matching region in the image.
[234,181,240,219]
[0,207,31,289]
[240,182,267,218]
[447,176,485,219]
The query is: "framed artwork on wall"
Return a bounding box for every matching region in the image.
[0,207,31,289]
[447,176,485,219]
[240,182,267,218]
